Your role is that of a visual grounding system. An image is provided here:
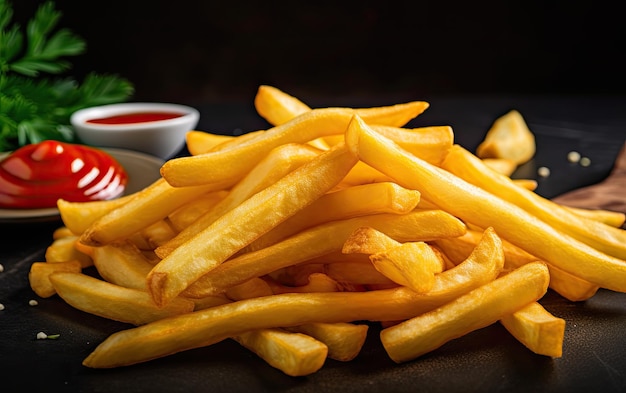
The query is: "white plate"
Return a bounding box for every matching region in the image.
[0,148,164,223]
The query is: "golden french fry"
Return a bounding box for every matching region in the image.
[246,182,421,252]
[476,109,536,165]
[434,229,599,302]
[57,194,134,235]
[254,85,312,126]
[345,114,626,293]
[45,235,93,268]
[185,131,235,155]
[52,226,74,239]
[286,322,369,362]
[184,210,466,298]
[442,144,626,260]
[49,272,195,325]
[233,328,328,377]
[139,219,176,249]
[28,260,83,298]
[563,205,626,228]
[482,157,517,176]
[155,143,321,258]
[380,261,550,363]
[148,144,358,306]
[338,161,393,187]
[91,240,155,290]
[370,241,444,293]
[167,190,228,232]
[371,125,453,166]
[500,301,565,358]
[512,179,538,191]
[83,239,502,370]
[79,178,219,247]
[161,102,428,188]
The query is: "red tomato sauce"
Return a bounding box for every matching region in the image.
[0,141,128,209]
[86,112,184,124]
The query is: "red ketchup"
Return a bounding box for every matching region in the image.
[0,140,128,209]
[86,112,184,124]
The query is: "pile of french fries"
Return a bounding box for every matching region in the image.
[29,85,626,377]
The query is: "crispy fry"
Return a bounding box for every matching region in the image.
[233,328,328,377]
[49,272,195,325]
[28,260,83,298]
[563,205,626,228]
[155,143,321,258]
[246,182,421,252]
[442,144,626,260]
[370,241,445,293]
[286,322,369,362]
[84,239,503,370]
[161,102,428,187]
[481,157,517,176]
[80,178,219,247]
[45,235,93,268]
[185,131,235,155]
[148,144,358,306]
[57,194,134,235]
[91,240,155,290]
[500,302,565,358]
[476,109,536,165]
[345,114,626,293]
[166,190,229,232]
[184,210,466,298]
[380,261,550,363]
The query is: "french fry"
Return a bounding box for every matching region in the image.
[345,114,626,293]
[476,109,536,165]
[245,182,421,252]
[324,260,397,287]
[434,229,599,302]
[233,328,328,377]
[369,241,445,294]
[254,85,312,126]
[166,190,228,232]
[83,237,503,370]
[286,322,369,362]
[481,157,517,176]
[267,273,344,294]
[148,144,358,306]
[183,210,466,298]
[161,102,428,188]
[500,301,565,358]
[45,235,93,268]
[563,205,626,228]
[91,240,155,290]
[49,272,195,325]
[28,260,83,298]
[80,178,220,247]
[57,194,134,235]
[380,261,550,363]
[442,144,626,260]
[155,143,321,258]
[185,131,235,155]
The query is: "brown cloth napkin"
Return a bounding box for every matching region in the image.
[552,142,626,228]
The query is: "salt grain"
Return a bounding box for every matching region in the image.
[537,167,551,178]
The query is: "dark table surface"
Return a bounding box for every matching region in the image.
[1,94,626,393]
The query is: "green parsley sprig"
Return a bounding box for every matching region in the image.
[0,0,134,152]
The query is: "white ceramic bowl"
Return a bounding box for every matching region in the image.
[71,102,199,159]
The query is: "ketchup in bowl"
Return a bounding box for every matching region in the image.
[0,140,128,209]
[85,111,184,125]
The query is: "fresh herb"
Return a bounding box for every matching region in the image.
[0,0,134,151]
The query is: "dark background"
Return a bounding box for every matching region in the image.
[10,0,626,107]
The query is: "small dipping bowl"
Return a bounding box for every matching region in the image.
[71,102,200,159]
